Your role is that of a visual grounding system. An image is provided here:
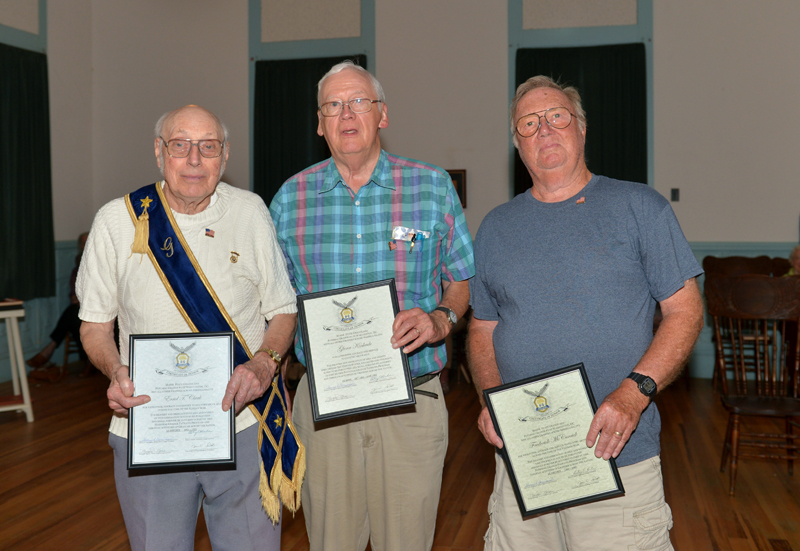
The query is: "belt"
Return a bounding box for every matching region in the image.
[412,372,440,399]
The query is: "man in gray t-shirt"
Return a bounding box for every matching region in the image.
[468,76,703,551]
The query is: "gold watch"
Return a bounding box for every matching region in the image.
[257,347,282,363]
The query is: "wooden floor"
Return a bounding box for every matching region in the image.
[1,366,799,550]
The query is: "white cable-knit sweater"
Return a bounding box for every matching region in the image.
[77,182,298,437]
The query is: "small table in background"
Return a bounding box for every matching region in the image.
[0,299,34,421]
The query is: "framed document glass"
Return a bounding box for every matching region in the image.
[484,363,624,517]
[128,332,235,469]
[297,279,415,422]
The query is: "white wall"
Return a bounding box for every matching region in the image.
[653,0,800,242]
[43,0,800,245]
[47,0,250,236]
[376,0,510,236]
[48,0,93,241]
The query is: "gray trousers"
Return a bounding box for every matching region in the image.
[110,424,280,551]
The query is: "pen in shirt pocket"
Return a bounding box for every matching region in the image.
[390,226,430,253]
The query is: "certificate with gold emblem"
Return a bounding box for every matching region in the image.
[484,364,624,516]
[127,332,235,469]
[297,279,415,422]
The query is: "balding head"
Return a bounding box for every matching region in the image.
[153,105,230,214]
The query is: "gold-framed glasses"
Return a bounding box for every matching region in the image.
[160,137,224,158]
[515,107,574,138]
[319,98,381,117]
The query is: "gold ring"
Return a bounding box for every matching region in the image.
[614,431,623,436]
[415,328,421,336]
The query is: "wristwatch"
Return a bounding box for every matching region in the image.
[627,372,657,402]
[434,306,457,325]
[257,347,282,364]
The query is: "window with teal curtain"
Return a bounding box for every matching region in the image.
[515,44,646,195]
[0,42,55,300]
[253,54,367,206]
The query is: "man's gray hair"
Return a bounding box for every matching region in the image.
[153,107,229,177]
[510,75,587,146]
[317,60,386,107]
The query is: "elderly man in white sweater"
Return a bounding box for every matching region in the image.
[77,105,298,551]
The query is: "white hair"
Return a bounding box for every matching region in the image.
[317,60,386,107]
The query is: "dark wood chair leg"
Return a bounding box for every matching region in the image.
[729,414,740,496]
[788,417,794,476]
[720,414,733,473]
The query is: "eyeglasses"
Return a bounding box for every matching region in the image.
[160,137,225,158]
[515,107,575,138]
[319,98,381,117]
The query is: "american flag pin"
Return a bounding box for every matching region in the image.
[205,228,215,238]
[576,197,585,205]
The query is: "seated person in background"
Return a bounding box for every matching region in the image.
[27,231,90,379]
[784,244,800,276]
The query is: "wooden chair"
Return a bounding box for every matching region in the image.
[702,255,773,278]
[62,333,81,369]
[703,256,780,390]
[705,275,800,495]
[772,256,791,277]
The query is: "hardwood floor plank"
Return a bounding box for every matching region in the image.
[2,371,799,551]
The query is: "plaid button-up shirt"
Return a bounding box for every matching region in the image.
[270,150,475,377]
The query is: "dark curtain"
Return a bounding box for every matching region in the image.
[514,44,646,196]
[0,43,55,300]
[253,54,367,205]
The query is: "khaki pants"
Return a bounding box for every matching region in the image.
[293,374,448,551]
[485,454,674,551]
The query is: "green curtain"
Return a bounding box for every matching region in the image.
[514,44,646,196]
[0,43,55,300]
[253,54,367,206]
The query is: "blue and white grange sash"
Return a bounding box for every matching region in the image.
[125,182,304,523]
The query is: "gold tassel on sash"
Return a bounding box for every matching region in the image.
[129,196,153,259]
[252,377,306,524]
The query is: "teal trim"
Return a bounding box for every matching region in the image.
[507,0,653,198]
[247,0,376,190]
[0,0,46,53]
[689,242,795,259]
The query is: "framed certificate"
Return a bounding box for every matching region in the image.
[297,279,415,422]
[484,363,624,517]
[127,332,235,470]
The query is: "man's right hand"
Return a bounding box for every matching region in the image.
[478,406,504,449]
[107,365,150,415]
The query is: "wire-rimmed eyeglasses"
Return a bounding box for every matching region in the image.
[319,98,381,117]
[160,137,225,158]
[515,107,575,138]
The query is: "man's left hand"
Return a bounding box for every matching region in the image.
[222,354,277,414]
[391,307,452,354]
[585,381,649,460]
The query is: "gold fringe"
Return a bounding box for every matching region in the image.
[259,460,282,525]
[129,202,150,259]
[280,442,305,514]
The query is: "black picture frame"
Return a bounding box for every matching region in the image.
[447,169,467,208]
[297,279,415,422]
[483,363,624,517]
[127,332,236,470]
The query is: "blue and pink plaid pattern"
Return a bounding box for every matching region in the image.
[270,151,475,377]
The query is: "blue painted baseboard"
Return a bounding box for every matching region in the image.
[0,240,81,383]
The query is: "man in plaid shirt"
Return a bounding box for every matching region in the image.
[270,61,474,551]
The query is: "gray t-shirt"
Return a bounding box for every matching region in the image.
[470,175,702,467]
